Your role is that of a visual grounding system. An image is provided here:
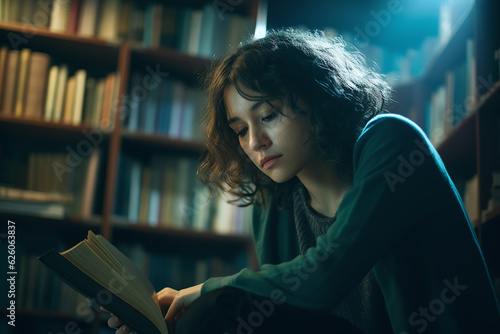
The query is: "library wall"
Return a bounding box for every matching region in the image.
[0,0,262,332]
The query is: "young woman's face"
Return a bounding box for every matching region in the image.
[224,85,318,183]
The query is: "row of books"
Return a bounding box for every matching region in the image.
[0,148,102,218]
[425,39,476,146]
[0,0,255,58]
[117,241,248,291]
[458,174,479,227]
[114,154,253,235]
[0,0,124,41]
[136,2,255,57]
[124,73,204,139]
[456,169,500,227]
[0,46,120,129]
[0,230,87,313]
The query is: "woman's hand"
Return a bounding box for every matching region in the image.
[164,283,203,333]
[100,308,136,334]
[101,283,202,334]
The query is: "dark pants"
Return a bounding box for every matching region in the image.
[175,287,365,334]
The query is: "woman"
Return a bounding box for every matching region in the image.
[109,29,500,333]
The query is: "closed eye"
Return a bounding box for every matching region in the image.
[262,111,277,122]
[237,127,248,137]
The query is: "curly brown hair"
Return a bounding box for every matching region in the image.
[197,28,392,207]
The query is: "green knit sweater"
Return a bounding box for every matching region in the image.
[201,114,500,333]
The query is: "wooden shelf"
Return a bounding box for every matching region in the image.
[0,114,111,143]
[1,308,91,321]
[111,221,253,256]
[130,45,212,85]
[121,130,205,156]
[0,22,120,70]
[436,110,476,176]
[484,206,500,223]
[112,220,252,245]
[0,212,101,231]
[477,80,500,115]
[0,1,264,333]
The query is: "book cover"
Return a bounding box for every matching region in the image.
[156,79,174,134]
[63,75,76,124]
[127,158,143,222]
[80,147,101,218]
[168,82,186,138]
[50,0,71,33]
[14,48,31,117]
[24,52,51,119]
[53,64,69,122]
[0,46,8,112]
[138,165,152,224]
[91,77,105,128]
[148,157,162,226]
[97,0,120,41]
[72,69,87,125]
[1,49,19,115]
[67,0,81,35]
[159,157,175,226]
[77,0,99,36]
[44,64,59,121]
[100,72,116,129]
[82,77,96,126]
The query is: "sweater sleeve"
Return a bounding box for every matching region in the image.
[201,114,453,311]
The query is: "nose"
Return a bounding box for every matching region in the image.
[249,126,271,152]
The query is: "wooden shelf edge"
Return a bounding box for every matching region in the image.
[111,221,253,246]
[435,109,476,171]
[121,130,205,153]
[477,80,500,114]
[0,114,112,135]
[483,206,500,223]
[0,308,96,322]
[0,212,102,228]
[129,44,212,85]
[0,21,120,48]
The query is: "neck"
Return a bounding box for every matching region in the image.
[297,161,351,218]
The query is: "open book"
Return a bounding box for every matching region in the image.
[38,230,168,334]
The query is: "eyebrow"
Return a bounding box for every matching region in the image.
[227,100,267,125]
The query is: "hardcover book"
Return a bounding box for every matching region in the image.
[39,230,168,334]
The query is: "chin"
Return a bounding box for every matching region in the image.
[267,171,296,184]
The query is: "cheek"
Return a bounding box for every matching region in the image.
[239,144,258,165]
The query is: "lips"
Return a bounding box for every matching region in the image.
[260,155,282,169]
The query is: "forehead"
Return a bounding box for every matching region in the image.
[223,85,260,117]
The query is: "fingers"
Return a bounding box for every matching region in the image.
[165,299,184,332]
[115,324,137,334]
[108,315,123,328]
[164,284,202,332]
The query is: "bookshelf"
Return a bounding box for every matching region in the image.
[0,0,265,333]
[390,0,500,296]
